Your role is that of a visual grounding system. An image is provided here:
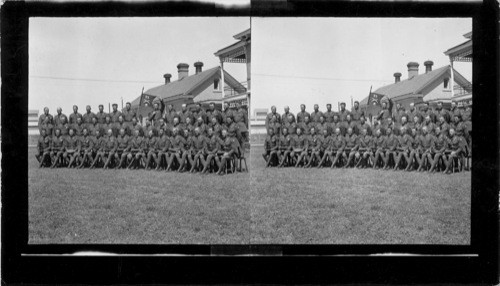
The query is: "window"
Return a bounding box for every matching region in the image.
[444,77,449,89]
[214,79,219,90]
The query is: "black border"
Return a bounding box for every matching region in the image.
[2,0,498,284]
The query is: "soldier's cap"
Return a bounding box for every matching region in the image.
[99,104,104,108]
[126,102,131,105]
[112,103,118,107]
[354,101,359,104]
[340,102,346,105]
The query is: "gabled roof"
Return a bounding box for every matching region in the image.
[359,65,471,105]
[233,28,250,40]
[130,66,245,107]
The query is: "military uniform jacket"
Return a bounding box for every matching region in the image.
[338,109,350,122]
[283,122,297,135]
[432,134,448,153]
[298,122,314,135]
[103,136,118,152]
[296,111,310,123]
[320,135,332,151]
[205,109,221,125]
[356,122,371,135]
[155,135,170,152]
[292,134,308,149]
[51,135,65,151]
[315,122,329,136]
[93,136,104,151]
[447,135,465,152]
[406,108,420,123]
[393,109,406,124]
[323,111,336,123]
[374,135,386,150]
[222,108,234,123]
[279,135,292,151]
[129,136,146,152]
[331,135,346,151]
[53,113,68,126]
[80,135,93,151]
[101,122,115,135]
[69,112,83,125]
[384,134,398,151]
[64,135,80,151]
[82,112,96,127]
[233,109,248,132]
[39,123,54,136]
[110,110,122,123]
[220,136,240,154]
[350,108,363,122]
[72,124,84,137]
[264,135,278,151]
[434,108,450,123]
[113,122,128,137]
[344,134,358,150]
[328,121,343,135]
[189,135,206,152]
[357,135,372,151]
[38,135,51,153]
[170,135,187,152]
[121,109,136,123]
[308,134,322,150]
[38,113,54,126]
[116,135,130,151]
[210,123,223,137]
[204,135,219,153]
[88,123,101,137]
[179,110,193,124]
[418,134,434,151]
[95,111,108,124]
[398,134,413,151]
[265,112,281,128]
[57,124,70,137]
[452,121,466,137]
[310,111,324,123]
[281,112,295,125]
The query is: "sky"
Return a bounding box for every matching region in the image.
[29,17,250,114]
[251,18,472,115]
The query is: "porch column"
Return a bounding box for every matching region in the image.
[450,58,455,99]
[220,59,225,105]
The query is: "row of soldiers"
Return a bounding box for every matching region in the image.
[38,101,249,146]
[263,103,472,174]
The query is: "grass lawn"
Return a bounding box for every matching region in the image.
[249,148,471,244]
[28,147,250,244]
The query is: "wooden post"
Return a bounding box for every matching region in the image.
[220,60,225,105]
[450,59,455,99]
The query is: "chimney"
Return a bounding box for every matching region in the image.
[394,72,402,83]
[424,60,434,73]
[194,61,204,74]
[407,62,419,79]
[177,63,189,79]
[163,73,171,84]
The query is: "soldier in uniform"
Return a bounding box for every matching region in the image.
[372,129,386,169]
[298,115,314,136]
[178,104,192,125]
[127,129,146,169]
[382,127,398,169]
[38,107,53,127]
[296,104,310,124]
[109,103,122,123]
[406,102,420,124]
[169,128,188,172]
[350,101,364,122]
[88,117,100,137]
[87,129,104,169]
[63,128,81,168]
[191,103,207,125]
[343,127,358,168]
[323,104,336,123]
[277,127,292,167]
[329,128,346,168]
[82,105,95,129]
[315,116,329,136]
[150,129,167,170]
[36,128,52,167]
[186,127,205,172]
[329,114,342,136]
[422,114,436,136]
[338,102,350,122]
[316,128,332,168]
[416,126,434,172]
[205,102,221,125]
[39,116,54,137]
[281,106,295,125]
[376,99,393,126]
[449,101,462,121]
[266,106,281,129]
[357,115,371,136]
[77,128,94,168]
[433,101,450,124]
[419,102,435,123]
[113,115,129,137]
[200,127,220,174]
[209,116,223,138]
[291,128,308,167]
[69,105,83,125]
[184,117,196,136]
[443,128,466,174]
[114,128,131,169]
[393,103,406,125]
[233,103,248,146]
[194,116,207,136]
[268,114,281,136]
[95,104,108,125]
[221,102,233,124]
[53,107,67,126]
[310,104,323,123]
[343,114,357,135]
[216,129,240,175]
[305,127,322,168]
[130,117,143,136]
[283,114,297,136]
[263,128,279,167]
[122,102,136,131]
[429,126,448,173]
[73,117,84,137]
[394,127,413,171]
[354,128,371,168]
[50,128,65,168]
[100,129,118,169]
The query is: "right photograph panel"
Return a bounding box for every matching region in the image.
[249,18,472,244]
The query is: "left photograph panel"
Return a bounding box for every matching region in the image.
[29,17,251,244]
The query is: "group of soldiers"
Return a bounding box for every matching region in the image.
[262,100,472,174]
[35,101,248,175]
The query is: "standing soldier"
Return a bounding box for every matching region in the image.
[50,128,65,168]
[343,127,358,168]
[82,105,96,129]
[63,128,81,168]
[266,105,281,129]
[216,129,240,175]
[263,128,279,167]
[69,105,83,125]
[200,127,220,174]
[115,128,131,169]
[350,101,364,122]
[38,107,53,126]
[122,102,136,131]
[296,104,310,124]
[36,128,52,168]
[109,103,122,123]
[78,128,94,168]
[53,107,67,126]
[95,104,108,125]
[323,103,336,123]
[382,127,398,169]
[338,102,350,122]
[281,106,295,125]
[310,104,324,123]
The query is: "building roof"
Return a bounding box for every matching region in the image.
[359,65,471,105]
[130,66,245,107]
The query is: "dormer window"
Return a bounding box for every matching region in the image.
[214,79,219,90]
[444,77,449,89]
